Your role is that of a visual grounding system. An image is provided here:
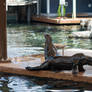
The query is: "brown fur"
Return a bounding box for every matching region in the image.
[44,34,57,60]
[26,34,92,74]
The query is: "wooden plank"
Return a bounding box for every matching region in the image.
[0,59,92,83]
[0,63,92,83]
[0,49,92,83]
[32,16,58,24]
[32,16,80,25]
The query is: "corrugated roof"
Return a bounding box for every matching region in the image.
[7,0,37,6]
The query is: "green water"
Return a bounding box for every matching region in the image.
[7,23,92,58]
[0,23,92,92]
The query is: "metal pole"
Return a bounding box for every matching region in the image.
[0,0,7,60]
[72,0,76,18]
[37,0,39,15]
[47,0,50,16]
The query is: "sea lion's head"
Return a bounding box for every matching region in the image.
[44,34,52,43]
[44,34,51,38]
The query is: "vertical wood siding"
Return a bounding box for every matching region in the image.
[50,0,59,13]
[40,0,47,13]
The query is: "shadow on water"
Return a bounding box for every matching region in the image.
[3,23,92,91]
[0,72,92,92]
[0,73,92,92]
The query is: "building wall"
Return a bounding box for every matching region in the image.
[64,0,92,14]
[50,0,59,13]
[65,0,72,14]
[40,0,47,13]
[40,0,92,15]
[77,0,92,13]
[40,0,59,14]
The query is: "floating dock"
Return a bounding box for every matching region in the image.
[0,49,92,83]
[32,16,81,25]
[32,16,92,25]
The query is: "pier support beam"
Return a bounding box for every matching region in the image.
[0,0,9,62]
[72,0,76,18]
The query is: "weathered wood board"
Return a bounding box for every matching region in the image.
[32,16,80,25]
[0,49,92,83]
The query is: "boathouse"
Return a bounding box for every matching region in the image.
[37,0,92,17]
[7,0,37,23]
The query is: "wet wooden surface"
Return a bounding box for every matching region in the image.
[32,16,80,25]
[0,49,92,83]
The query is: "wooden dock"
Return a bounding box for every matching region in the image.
[32,16,82,25]
[32,16,92,25]
[32,16,81,25]
[0,49,92,83]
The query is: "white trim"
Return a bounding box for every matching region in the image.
[59,0,62,4]
[7,1,37,6]
[59,0,65,5]
[40,13,58,17]
[37,0,39,15]
[47,0,50,16]
[72,0,76,18]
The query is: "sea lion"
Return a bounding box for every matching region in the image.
[26,34,92,74]
[44,34,57,60]
[26,53,92,74]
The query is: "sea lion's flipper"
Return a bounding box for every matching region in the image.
[78,64,85,72]
[26,66,41,71]
[26,61,50,71]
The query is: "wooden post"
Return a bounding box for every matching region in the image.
[72,0,76,18]
[0,0,7,60]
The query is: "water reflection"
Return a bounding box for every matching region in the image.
[0,76,48,92]
[46,90,92,92]
[0,75,92,92]
[7,24,92,58]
